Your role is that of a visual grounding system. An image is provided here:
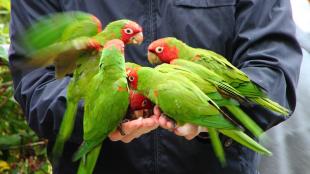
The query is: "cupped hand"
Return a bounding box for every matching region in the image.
[108,105,161,143]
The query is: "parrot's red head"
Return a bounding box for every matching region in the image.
[121,21,144,45]
[129,90,153,110]
[91,15,102,33]
[126,67,140,90]
[148,38,179,65]
[104,39,125,53]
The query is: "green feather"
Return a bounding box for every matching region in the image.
[219,130,272,156]
[208,128,226,165]
[77,144,102,174]
[23,11,99,51]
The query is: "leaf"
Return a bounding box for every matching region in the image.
[0,45,8,64]
[0,135,21,149]
[0,0,11,12]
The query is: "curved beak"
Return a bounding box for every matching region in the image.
[129,32,144,45]
[147,51,162,65]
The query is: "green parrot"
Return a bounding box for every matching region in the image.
[147,37,290,116]
[126,66,271,164]
[24,12,143,78]
[50,20,143,160]
[155,63,263,138]
[73,39,129,174]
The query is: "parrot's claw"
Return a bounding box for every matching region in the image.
[117,123,126,136]
[121,119,130,123]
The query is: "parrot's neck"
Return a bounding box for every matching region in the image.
[99,51,126,80]
[177,43,197,61]
[94,28,122,45]
[136,68,162,94]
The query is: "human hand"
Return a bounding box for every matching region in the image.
[159,114,208,140]
[108,105,161,143]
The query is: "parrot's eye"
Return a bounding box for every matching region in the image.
[142,99,148,107]
[128,76,135,82]
[155,46,164,54]
[124,28,134,35]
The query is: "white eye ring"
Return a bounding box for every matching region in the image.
[124,28,134,34]
[155,46,164,53]
[128,76,135,82]
[142,99,148,107]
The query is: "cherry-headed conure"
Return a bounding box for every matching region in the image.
[73,39,129,174]
[147,37,289,116]
[23,11,143,78]
[126,67,271,164]
[52,19,143,160]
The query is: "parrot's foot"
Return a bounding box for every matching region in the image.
[118,119,130,136]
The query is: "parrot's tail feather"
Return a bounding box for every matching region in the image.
[225,106,263,137]
[208,100,244,130]
[219,130,272,156]
[77,144,102,174]
[73,141,101,162]
[208,128,226,166]
[52,101,79,160]
[52,137,65,163]
[251,97,290,116]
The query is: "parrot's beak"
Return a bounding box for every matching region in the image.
[147,52,162,65]
[129,32,144,45]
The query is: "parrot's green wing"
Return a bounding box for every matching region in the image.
[171,59,250,105]
[155,63,217,94]
[147,79,235,129]
[193,51,289,116]
[23,11,100,51]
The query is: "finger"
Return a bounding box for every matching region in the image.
[197,126,208,133]
[153,105,161,116]
[129,117,159,139]
[165,119,176,130]
[109,118,143,141]
[184,131,200,140]
[150,112,160,121]
[159,114,169,129]
[174,123,198,138]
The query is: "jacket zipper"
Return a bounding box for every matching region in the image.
[148,0,159,174]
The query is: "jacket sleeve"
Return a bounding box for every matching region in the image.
[232,0,302,130]
[9,0,83,143]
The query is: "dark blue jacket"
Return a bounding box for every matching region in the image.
[9,0,302,173]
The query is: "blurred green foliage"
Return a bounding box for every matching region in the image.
[0,1,51,173]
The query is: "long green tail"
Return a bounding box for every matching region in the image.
[77,144,102,174]
[219,130,272,156]
[53,99,78,160]
[225,106,263,137]
[251,97,290,116]
[208,128,226,165]
[73,139,102,162]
